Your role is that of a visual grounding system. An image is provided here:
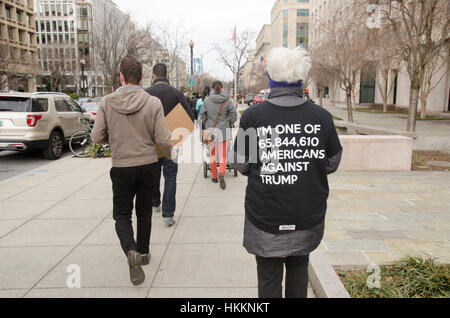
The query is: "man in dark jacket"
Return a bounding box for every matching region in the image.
[145,63,195,227]
[234,47,343,299]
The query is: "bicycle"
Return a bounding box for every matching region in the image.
[69,118,98,158]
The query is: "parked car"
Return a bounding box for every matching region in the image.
[82,102,100,120]
[77,97,92,106]
[0,92,90,160]
[253,94,268,105]
[244,94,256,106]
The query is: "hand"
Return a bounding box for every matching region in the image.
[171,144,181,161]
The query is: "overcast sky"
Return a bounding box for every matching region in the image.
[114,0,274,80]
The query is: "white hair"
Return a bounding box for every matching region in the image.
[266,47,312,83]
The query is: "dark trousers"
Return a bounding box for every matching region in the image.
[256,255,310,299]
[110,163,159,256]
[152,158,178,218]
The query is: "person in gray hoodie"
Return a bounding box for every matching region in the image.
[199,81,237,190]
[91,57,172,287]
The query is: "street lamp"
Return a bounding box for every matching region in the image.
[189,40,194,76]
[80,59,86,97]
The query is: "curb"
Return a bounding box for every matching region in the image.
[309,251,351,298]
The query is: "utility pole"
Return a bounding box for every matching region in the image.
[189,40,194,93]
[80,59,86,97]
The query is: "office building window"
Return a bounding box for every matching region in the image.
[283,23,288,47]
[296,23,308,49]
[297,9,309,16]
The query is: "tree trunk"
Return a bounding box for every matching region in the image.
[420,90,428,120]
[352,87,357,110]
[346,88,354,122]
[383,96,388,113]
[407,79,420,132]
[318,88,323,106]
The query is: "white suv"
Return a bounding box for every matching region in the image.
[0,92,90,160]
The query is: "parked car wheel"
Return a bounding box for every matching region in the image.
[43,131,63,160]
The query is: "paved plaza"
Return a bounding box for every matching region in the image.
[323,105,450,151]
[0,150,449,298]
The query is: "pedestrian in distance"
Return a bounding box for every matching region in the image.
[234,46,343,298]
[196,87,210,116]
[190,92,199,121]
[145,63,195,227]
[91,57,173,286]
[200,81,238,190]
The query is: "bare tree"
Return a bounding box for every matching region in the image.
[43,50,70,92]
[311,3,371,122]
[0,44,13,90]
[364,25,402,113]
[309,53,335,107]
[93,5,157,93]
[127,25,160,66]
[155,22,189,83]
[213,29,255,93]
[419,49,449,119]
[378,0,450,131]
[92,8,131,92]
[193,73,217,93]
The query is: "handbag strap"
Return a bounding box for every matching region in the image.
[212,101,227,129]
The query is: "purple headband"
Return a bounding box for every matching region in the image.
[268,76,303,89]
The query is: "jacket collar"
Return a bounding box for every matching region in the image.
[153,77,170,86]
[268,87,307,107]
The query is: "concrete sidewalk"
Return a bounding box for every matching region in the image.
[0,155,449,298]
[0,157,315,298]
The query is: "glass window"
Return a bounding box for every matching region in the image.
[31,99,49,112]
[298,9,309,16]
[65,98,82,112]
[296,23,309,49]
[0,97,30,112]
[55,98,70,112]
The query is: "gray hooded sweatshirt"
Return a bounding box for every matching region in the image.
[91,86,172,168]
[199,91,238,142]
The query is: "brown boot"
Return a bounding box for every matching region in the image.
[127,250,145,286]
[142,253,151,266]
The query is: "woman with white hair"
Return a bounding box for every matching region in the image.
[234,47,343,298]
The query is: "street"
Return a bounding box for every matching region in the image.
[0,149,74,182]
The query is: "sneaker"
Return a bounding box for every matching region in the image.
[127,250,145,286]
[212,178,218,184]
[142,253,151,266]
[154,205,161,213]
[219,175,226,190]
[163,217,176,227]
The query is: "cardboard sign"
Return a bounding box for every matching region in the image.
[157,103,195,158]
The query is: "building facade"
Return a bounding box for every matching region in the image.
[34,0,131,96]
[309,0,450,113]
[255,24,271,59]
[271,0,311,49]
[151,49,188,90]
[0,0,40,91]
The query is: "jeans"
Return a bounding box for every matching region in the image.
[255,255,310,298]
[110,163,159,256]
[152,158,178,218]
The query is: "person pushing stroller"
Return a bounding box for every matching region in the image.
[199,81,238,190]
